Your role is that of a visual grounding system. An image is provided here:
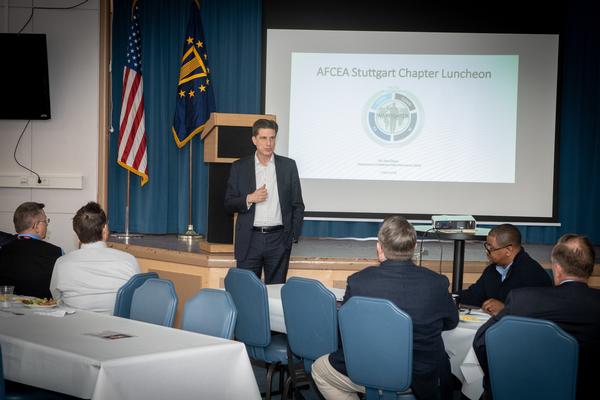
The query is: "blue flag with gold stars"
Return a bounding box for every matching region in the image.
[172,1,215,148]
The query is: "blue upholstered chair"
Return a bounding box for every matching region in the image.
[181,288,237,339]
[129,278,178,327]
[224,268,288,400]
[485,315,579,400]
[281,277,338,398]
[113,272,159,318]
[338,296,416,400]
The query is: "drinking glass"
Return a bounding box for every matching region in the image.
[0,285,15,307]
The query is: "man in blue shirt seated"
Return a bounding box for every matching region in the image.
[312,215,459,400]
[0,202,62,298]
[457,224,551,316]
[473,234,600,400]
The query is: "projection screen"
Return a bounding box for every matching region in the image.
[265,29,559,222]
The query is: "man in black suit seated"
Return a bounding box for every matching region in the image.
[457,224,551,316]
[312,215,459,400]
[474,234,600,400]
[0,202,62,298]
[0,230,15,249]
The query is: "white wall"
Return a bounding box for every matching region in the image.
[0,0,100,252]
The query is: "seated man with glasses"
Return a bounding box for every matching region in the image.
[0,202,63,298]
[457,224,551,315]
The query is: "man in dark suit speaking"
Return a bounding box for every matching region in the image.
[473,234,600,400]
[312,216,458,400]
[224,118,304,284]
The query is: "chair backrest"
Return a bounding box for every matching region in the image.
[485,315,579,400]
[223,268,270,347]
[113,272,159,318]
[339,296,413,398]
[129,278,178,327]
[182,289,237,339]
[281,277,338,372]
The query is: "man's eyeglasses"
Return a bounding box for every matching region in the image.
[484,242,511,254]
[36,218,50,226]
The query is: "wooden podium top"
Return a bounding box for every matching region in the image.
[201,112,276,140]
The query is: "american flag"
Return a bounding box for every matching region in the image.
[117,1,148,186]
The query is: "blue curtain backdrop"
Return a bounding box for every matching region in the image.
[109,0,600,244]
[518,2,600,244]
[109,0,262,235]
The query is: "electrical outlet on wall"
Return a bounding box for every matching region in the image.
[28,176,48,186]
[0,174,82,189]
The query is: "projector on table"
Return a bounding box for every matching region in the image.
[431,215,476,233]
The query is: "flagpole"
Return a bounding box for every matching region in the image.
[113,2,147,241]
[112,171,142,239]
[178,137,202,240]
[173,1,212,241]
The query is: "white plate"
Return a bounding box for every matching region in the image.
[24,303,58,309]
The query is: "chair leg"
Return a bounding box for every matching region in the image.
[283,375,292,400]
[285,346,314,399]
[279,362,286,394]
[265,362,279,400]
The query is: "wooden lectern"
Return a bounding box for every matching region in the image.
[200,112,276,252]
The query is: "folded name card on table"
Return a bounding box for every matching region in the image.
[84,330,135,340]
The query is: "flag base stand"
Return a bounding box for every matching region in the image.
[178,225,203,241]
[111,233,143,239]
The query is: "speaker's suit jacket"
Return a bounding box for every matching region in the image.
[473,281,600,400]
[224,154,304,261]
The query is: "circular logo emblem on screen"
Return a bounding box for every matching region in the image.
[364,90,421,145]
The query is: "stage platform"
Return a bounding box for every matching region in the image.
[108,235,599,327]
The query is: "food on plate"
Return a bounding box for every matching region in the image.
[459,315,480,322]
[21,298,57,306]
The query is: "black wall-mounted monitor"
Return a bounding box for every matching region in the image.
[0,33,51,120]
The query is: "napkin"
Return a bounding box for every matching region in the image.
[33,307,77,317]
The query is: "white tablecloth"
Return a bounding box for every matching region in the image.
[0,304,260,400]
[266,284,487,400]
[442,311,488,400]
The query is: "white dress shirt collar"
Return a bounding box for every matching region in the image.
[255,152,275,167]
[80,241,107,249]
